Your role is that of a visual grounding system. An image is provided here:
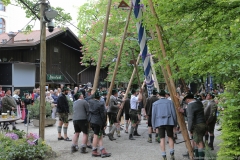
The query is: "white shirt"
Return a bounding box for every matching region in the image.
[130,95,139,110]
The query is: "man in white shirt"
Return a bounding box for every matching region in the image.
[129,88,142,140]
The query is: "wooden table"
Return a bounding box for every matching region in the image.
[0,117,21,132]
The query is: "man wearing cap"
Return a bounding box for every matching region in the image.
[152,90,177,160]
[107,89,122,140]
[71,92,89,153]
[183,93,206,160]
[0,85,5,114]
[2,88,18,130]
[57,86,72,141]
[145,89,159,143]
[88,91,111,158]
[204,93,217,150]
[129,88,142,140]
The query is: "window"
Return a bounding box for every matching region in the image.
[0,1,5,11]
[0,18,5,34]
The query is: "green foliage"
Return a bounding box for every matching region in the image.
[0,132,54,160]
[78,0,146,84]
[10,130,26,139]
[28,100,52,119]
[218,79,240,159]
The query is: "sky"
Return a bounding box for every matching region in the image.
[6,0,89,36]
[48,0,88,35]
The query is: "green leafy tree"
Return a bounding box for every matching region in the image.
[78,0,150,85]
[141,0,240,158]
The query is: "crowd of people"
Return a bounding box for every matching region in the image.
[0,83,223,159]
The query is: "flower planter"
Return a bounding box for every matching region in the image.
[33,118,56,127]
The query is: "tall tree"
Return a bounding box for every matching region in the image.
[141,0,240,158]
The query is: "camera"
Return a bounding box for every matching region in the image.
[47,21,55,32]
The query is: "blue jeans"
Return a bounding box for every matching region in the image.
[24,108,30,124]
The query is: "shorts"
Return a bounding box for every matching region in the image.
[147,116,152,127]
[91,123,104,136]
[129,110,138,124]
[207,120,216,134]
[58,113,69,123]
[108,112,117,124]
[158,125,174,138]
[193,123,206,144]
[73,119,88,134]
[125,113,130,120]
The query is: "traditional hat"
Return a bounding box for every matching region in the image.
[74,92,82,100]
[152,89,158,95]
[183,92,194,101]
[94,91,101,98]
[208,92,215,99]
[131,88,136,94]
[159,90,166,96]
[62,86,70,92]
[102,91,107,96]
[127,92,131,98]
[112,89,118,95]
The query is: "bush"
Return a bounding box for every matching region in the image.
[218,79,240,160]
[0,131,55,160]
[28,100,52,119]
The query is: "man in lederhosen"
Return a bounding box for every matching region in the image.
[129,88,142,140]
[107,89,122,140]
[145,88,159,143]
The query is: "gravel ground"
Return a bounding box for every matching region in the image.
[15,118,221,160]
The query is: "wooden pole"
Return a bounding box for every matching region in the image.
[150,56,160,91]
[148,0,194,159]
[39,0,46,140]
[117,55,140,120]
[92,0,112,94]
[130,48,141,88]
[105,4,133,107]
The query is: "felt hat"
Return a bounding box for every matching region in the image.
[62,86,70,92]
[94,91,101,98]
[102,91,107,96]
[152,89,158,95]
[112,89,118,95]
[131,88,136,94]
[159,90,166,96]
[183,92,194,101]
[74,92,82,100]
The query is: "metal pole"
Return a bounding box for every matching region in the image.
[26,111,30,136]
[39,0,46,140]
[105,4,133,107]
[91,0,112,94]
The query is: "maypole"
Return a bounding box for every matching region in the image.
[148,0,194,159]
[91,0,112,94]
[132,0,154,96]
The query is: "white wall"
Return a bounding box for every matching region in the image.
[12,63,36,87]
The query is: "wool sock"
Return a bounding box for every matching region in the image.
[99,146,104,151]
[125,122,129,130]
[63,127,68,134]
[92,147,97,151]
[109,124,112,133]
[57,126,62,133]
[162,151,166,158]
[170,149,174,155]
[110,126,116,134]
[130,126,135,134]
